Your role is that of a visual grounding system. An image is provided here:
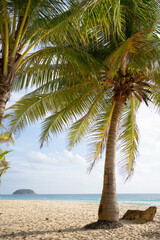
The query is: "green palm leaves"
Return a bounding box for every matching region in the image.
[118,97,140,180]
[0,121,15,146]
[0,122,13,181]
[0,150,10,182]
[0,0,85,122]
[87,101,115,171]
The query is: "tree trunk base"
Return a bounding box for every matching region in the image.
[84,220,123,230]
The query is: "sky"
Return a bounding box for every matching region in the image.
[0,92,160,194]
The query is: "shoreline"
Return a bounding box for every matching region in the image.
[0,193,160,206]
[0,199,160,206]
[0,200,160,239]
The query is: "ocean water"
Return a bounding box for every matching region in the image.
[0,193,160,205]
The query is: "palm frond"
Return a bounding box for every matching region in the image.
[0,122,15,146]
[146,66,160,111]
[14,45,100,91]
[40,85,101,147]
[87,100,115,171]
[0,132,11,145]
[118,96,140,180]
[105,29,153,77]
[68,90,105,149]
[8,93,55,134]
[0,150,11,182]
[9,80,99,136]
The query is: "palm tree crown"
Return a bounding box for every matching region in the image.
[0,0,80,122]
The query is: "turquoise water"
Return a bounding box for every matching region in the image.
[0,194,160,205]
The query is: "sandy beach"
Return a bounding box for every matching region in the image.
[0,200,160,239]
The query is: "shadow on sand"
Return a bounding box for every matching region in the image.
[1,220,159,239]
[0,227,84,239]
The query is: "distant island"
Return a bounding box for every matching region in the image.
[13,189,36,194]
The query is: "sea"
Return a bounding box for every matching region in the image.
[0,193,160,205]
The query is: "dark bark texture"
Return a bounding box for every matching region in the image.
[0,62,15,123]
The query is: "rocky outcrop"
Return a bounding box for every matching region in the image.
[121,206,157,223]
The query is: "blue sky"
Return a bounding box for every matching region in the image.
[0,92,160,194]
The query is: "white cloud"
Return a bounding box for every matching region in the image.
[63,150,86,165]
[8,150,87,175]
[28,151,58,164]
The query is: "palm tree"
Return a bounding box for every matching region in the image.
[0,0,84,123]
[8,0,160,228]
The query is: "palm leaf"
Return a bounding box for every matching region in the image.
[68,90,105,149]
[87,100,115,171]
[118,96,140,180]
[0,150,11,181]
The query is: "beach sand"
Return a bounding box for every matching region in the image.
[0,200,160,239]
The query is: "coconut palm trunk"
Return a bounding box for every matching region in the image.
[98,100,123,222]
[0,90,10,123]
[0,71,15,123]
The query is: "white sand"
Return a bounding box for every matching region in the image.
[0,200,160,239]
